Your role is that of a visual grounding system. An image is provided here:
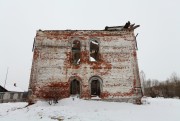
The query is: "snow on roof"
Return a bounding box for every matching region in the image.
[91,41,99,45]
[77,59,80,64]
[90,57,96,61]
[5,85,24,92]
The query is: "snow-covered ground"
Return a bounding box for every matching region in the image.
[0,97,180,121]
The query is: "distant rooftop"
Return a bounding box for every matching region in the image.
[4,85,24,92]
[0,84,24,92]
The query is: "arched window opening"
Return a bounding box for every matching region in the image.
[72,40,81,64]
[70,79,80,95]
[90,40,99,62]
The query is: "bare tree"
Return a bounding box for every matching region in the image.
[145,79,151,88]
[151,79,159,87]
[140,70,146,95]
[170,72,179,83]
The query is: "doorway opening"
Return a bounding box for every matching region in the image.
[70,79,80,95]
[91,80,100,96]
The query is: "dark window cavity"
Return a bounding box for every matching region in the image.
[90,40,99,62]
[72,40,81,65]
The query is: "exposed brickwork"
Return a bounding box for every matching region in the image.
[28,25,142,103]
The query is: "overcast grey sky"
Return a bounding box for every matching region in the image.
[0,0,180,90]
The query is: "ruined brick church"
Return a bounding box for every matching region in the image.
[28,22,142,103]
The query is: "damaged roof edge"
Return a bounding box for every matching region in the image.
[105,21,140,31]
[37,21,140,32]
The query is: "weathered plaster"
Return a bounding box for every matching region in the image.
[29,27,142,103]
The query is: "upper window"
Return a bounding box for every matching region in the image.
[90,40,99,62]
[72,40,81,65]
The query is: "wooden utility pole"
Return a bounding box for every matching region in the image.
[4,67,9,88]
